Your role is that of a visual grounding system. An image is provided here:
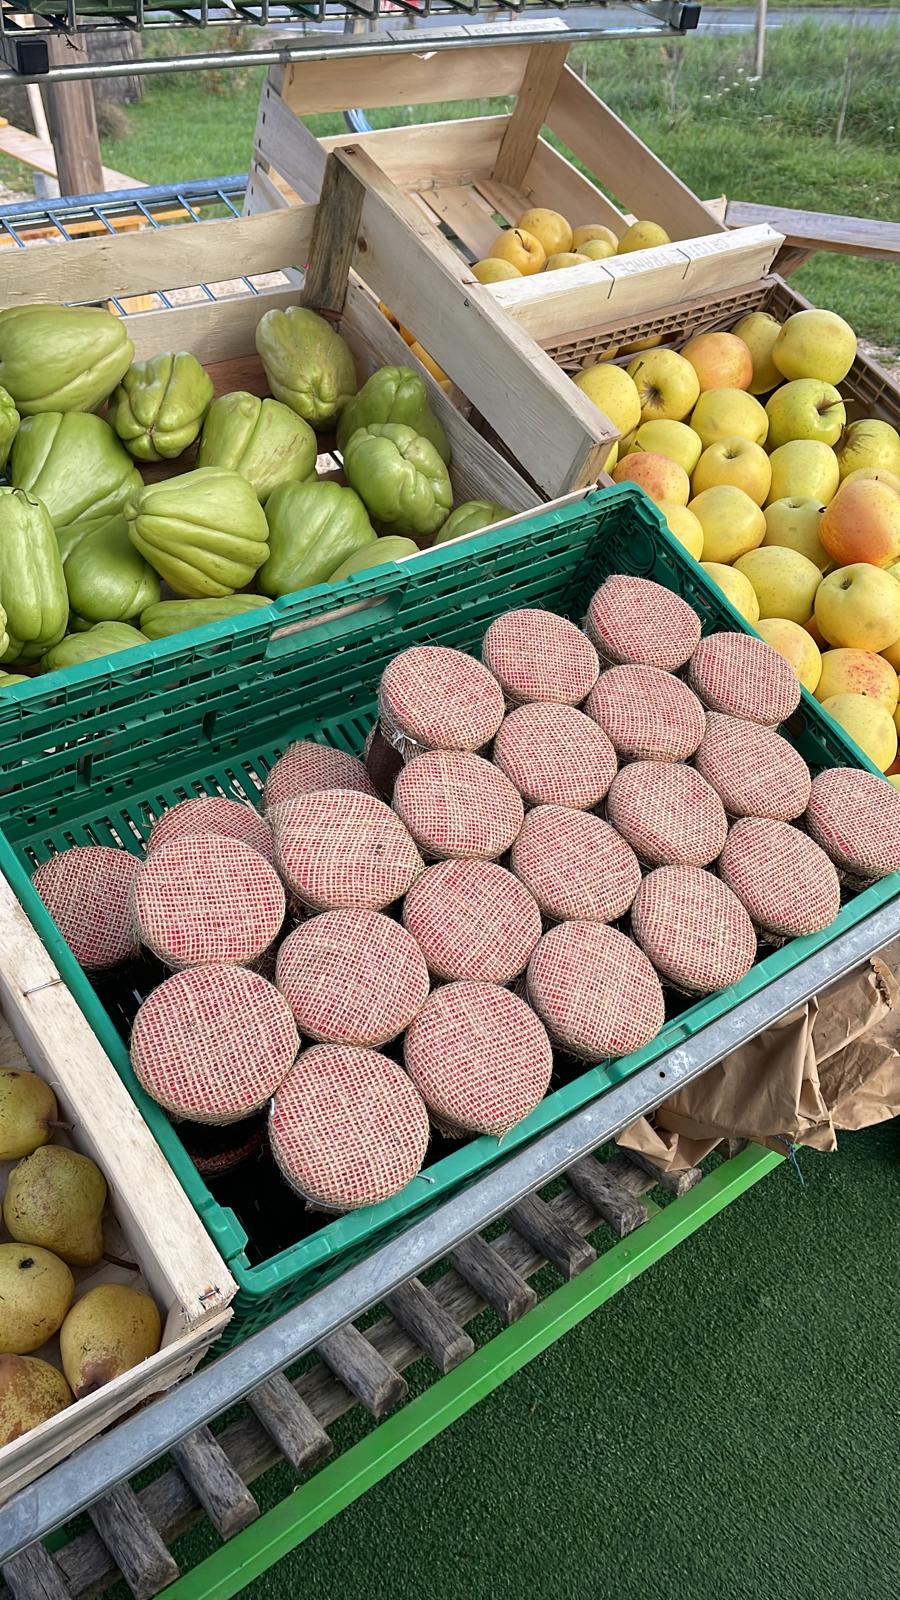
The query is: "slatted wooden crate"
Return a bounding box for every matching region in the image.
[246,41,782,319]
[0,873,235,1507]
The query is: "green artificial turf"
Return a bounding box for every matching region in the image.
[152,1121,898,1599]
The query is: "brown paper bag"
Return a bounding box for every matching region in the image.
[813,953,899,1066]
[815,950,900,1131]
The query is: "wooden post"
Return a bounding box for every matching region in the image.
[42,35,104,196]
[754,0,768,79]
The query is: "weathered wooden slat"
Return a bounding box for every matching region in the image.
[566,1156,649,1239]
[509,1194,597,1280]
[170,1428,260,1540]
[317,1325,408,1419]
[385,1279,475,1375]
[88,1486,179,1600]
[247,1373,333,1474]
[623,1149,705,1199]
[492,42,570,191]
[718,1139,748,1161]
[1,1544,71,1600]
[604,1155,659,1199]
[302,148,365,317]
[725,200,900,261]
[450,1234,537,1324]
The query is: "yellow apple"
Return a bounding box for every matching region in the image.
[820,693,898,771]
[843,467,900,493]
[681,331,753,393]
[573,362,642,437]
[618,220,671,252]
[692,438,771,506]
[545,252,590,271]
[472,258,522,284]
[627,349,700,423]
[603,441,619,474]
[516,208,573,257]
[572,223,620,251]
[836,419,900,481]
[689,484,766,564]
[700,562,760,624]
[627,419,702,476]
[889,775,900,790]
[815,563,900,652]
[820,479,900,568]
[579,238,617,262]
[734,546,822,624]
[772,308,858,385]
[763,497,830,570]
[620,334,664,356]
[765,380,846,450]
[408,342,450,388]
[732,311,782,396]
[690,388,769,448]
[815,648,899,712]
[755,618,822,694]
[767,440,840,507]
[488,228,546,275]
[611,452,691,507]
[660,501,704,560]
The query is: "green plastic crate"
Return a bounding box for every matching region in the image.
[0,484,895,1346]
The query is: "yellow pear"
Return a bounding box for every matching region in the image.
[627,420,702,476]
[0,1244,74,1354]
[815,564,900,653]
[618,220,671,252]
[767,440,840,507]
[579,238,617,262]
[603,441,619,474]
[689,485,766,564]
[0,1355,72,1445]
[572,224,619,251]
[0,1070,58,1161]
[60,1285,162,1398]
[755,619,822,693]
[763,497,831,570]
[732,311,782,396]
[815,648,899,712]
[836,419,900,481]
[545,252,590,271]
[700,562,760,624]
[471,258,521,284]
[690,388,769,448]
[820,693,897,771]
[3,1146,107,1268]
[734,546,822,625]
[627,350,700,423]
[573,363,642,436]
[772,308,857,385]
[516,208,573,257]
[659,502,704,560]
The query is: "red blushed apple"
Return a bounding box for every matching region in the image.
[611,451,691,507]
[820,479,900,568]
[681,332,754,393]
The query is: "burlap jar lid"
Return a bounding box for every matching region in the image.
[131,965,299,1124]
[275,908,430,1046]
[526,920,665,1061]
[492,702,618,809]
[131,831,286,968]
[606,760,728,868]
[272,788,423,910]
[631,865,757,994]
[585,665,706,762]
[148,795,275,863]
[718,816,841,939]
[688,632,801,726]
[481,608,600,706]
[393,749,524,860]
[585,575,702,671]
[693,712,812,821]
[402,859,542,984]
[264,740,375,813]
[269,1043,430,1211]
[378,645,505,752]
[510,804,641,924]
[32,846,141,971]
[404,981,553,1137]
[806,766,900,882]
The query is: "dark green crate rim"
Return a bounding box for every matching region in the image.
[0,484,895,1343]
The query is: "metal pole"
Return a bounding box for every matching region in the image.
[754,0,767,77]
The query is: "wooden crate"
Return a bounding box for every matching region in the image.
[246,42,783,318]
[0,873,235,1506]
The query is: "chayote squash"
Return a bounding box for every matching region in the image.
[328,536,419,583]
[0,672,29,689]
[0,386,19,472]
[255,307,357,430]
[40,622,149,675]
[11,412,142,539]
[0,489,69,663]
[336,367,450,464]
[57,514,161,625]
[140,594,273,640]
[125,467,270,599]
[110,352,214,463]
[342,423,452,540]
[259,480,375,598]
[0,604,9,660]
[0,304,133,415]
[197,392,317,503]
[433,500,513,544]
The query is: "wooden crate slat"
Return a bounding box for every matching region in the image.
[247,1374,333,1474]
[492,42,571,191]
[508,1193,597,1281]
[566,1156,650,1239]
[725,200,900,261]
[1,1543,73,1600]
[449,1234,537,1324]
[420,184,500,261]
[522,137,628,234]
[278,44,532,118]
[316,1326,408,1419]
[624,1150,704,1199]
[88,1487,180,1600]
[170,1429,260,1540]
[385,1279,475,1376]
[320,117,510,192]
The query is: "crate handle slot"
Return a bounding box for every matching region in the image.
[264,579,410,659]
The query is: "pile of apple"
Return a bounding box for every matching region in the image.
[571,307,900,786]
[472,207,671,284]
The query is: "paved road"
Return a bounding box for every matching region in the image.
[697,7,898,32]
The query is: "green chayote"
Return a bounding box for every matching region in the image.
[433,500,513,544]
[40,622,149,675]
[197,392,317,503]
[57,515,160,625]
[336,367,450,463]
[110,352,214,463]
[0,488,69,663]
[11,412,142,538]
[259,480,376,598]
[255,307,357,430]
[0,303,133,414]
[342,423,452,540]
[125,467,270,599]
